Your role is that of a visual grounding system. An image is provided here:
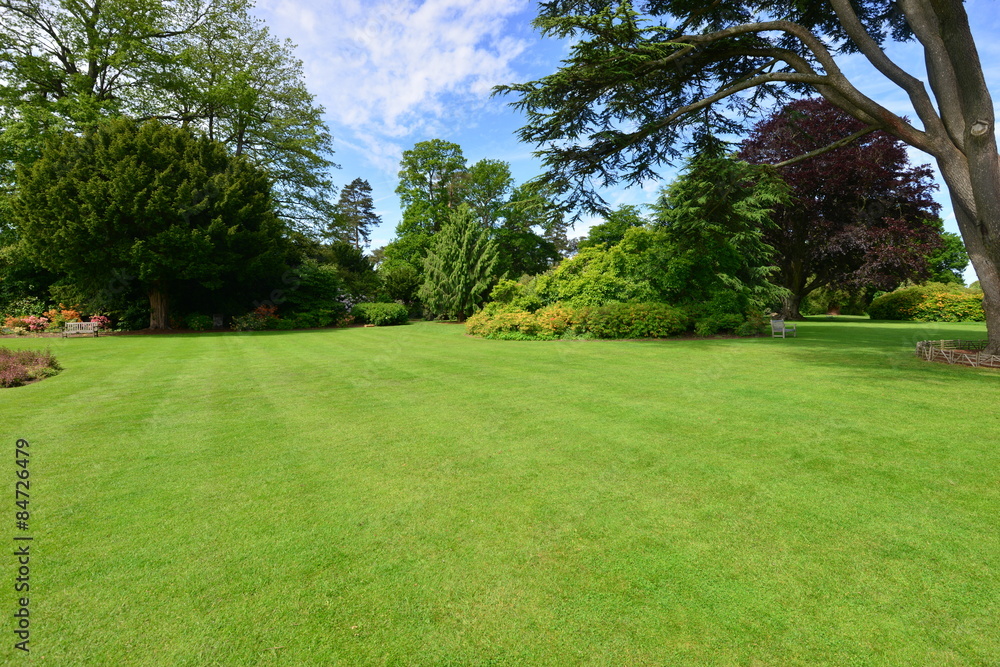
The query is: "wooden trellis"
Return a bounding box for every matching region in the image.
[915,339,1000,369]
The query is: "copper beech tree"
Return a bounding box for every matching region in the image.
[738,98,942,319]
[501,0,1000,351]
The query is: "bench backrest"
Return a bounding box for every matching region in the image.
[770,319,786,331]
[65,322,99,332]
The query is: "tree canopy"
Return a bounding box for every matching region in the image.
[419,206,499,321]
[395,139,467,235]
[332,178,381,249]
[738,98,942,318]
[0,0,336,230]
[12,119,289,329]
[501,0,1000,352]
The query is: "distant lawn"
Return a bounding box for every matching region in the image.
[2,319,997,665]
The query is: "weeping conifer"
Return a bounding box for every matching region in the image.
[419,206,499,320]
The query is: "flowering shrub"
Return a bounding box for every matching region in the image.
[21,316,50,332]
[911,292,985,322]
[466,302,689,340]
[868,283,984,321]
[3,316,50,333]
[0,347,62,388]
[535,303,577,336]
[43,305,82,327]
[88,315,112,330]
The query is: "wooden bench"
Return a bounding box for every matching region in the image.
[770,319,796,338]
[62,322,101,337]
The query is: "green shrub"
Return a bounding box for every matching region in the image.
[735,321,763,337]
[911,292,985,322]
[694,313,744,336]
[694,313,746,336]
[3,296,46,318]
[351,302,409,326]
[185,314,213,331]
[114,300,150,331]
[586,303,689,339]
[867,283,983,321]
[866,287,929,320]
[231,305,279,331]
[468,302,689,340]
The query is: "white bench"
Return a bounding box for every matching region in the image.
[62,322,101,337]
[770,319,796,338]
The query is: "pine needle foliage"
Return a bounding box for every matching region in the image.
[419,206,499,321]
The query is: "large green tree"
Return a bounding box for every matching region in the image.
[457,159,515,228]
[419,206,499,321]
[579,205,648,250]
[395,139,467,235]
[13,119,289,328]
[925,220,970,285]
[0,0,336,230]
[162,11,337,229]
[650,136,789,315]
[501,0,1000,353]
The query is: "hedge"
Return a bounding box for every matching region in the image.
[351,302,410,326]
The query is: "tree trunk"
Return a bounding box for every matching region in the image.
[921,0,1000,354]
[148,283,169,330]
[780,292,804,320]
[952,201,1000,353]
[779,260,809,320]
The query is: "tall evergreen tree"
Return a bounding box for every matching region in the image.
[419,206,499,320]
[12,119,289,329]
[651,135,790,314]
[333,178,381,249]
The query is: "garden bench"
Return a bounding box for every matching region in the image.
[770,319,796,338]
[62,321,101,337]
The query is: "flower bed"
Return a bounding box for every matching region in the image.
[0,348,62,387]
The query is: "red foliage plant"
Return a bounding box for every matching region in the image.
[739,98,942,319]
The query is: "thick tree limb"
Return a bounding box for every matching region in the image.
[772,125,880,168]
[829,0,947,142]
[668,18,933,153]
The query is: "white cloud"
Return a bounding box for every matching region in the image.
[254,0,531,172]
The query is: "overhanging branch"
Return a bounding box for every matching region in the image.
[773,125,879,168]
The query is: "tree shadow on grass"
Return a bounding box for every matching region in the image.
[775,318,993,379]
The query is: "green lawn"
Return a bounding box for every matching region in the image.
[1,319,997,665]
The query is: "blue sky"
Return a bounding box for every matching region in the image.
[252,0,1000,282]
